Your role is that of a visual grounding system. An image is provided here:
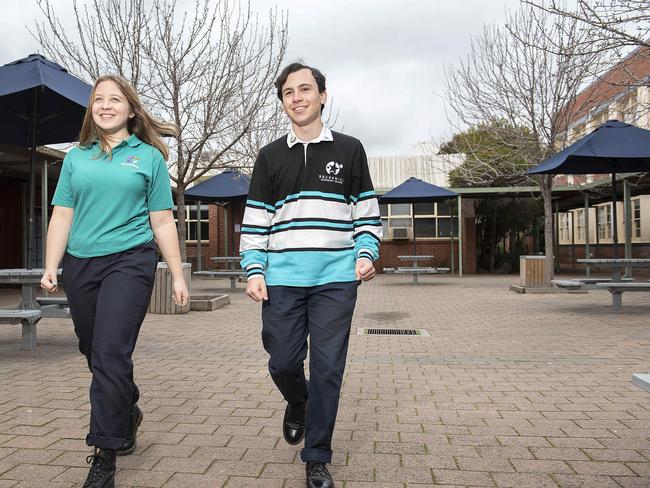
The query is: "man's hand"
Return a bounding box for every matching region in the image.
[246,276,268,302]
[355,259,375,282]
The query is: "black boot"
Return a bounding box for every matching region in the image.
[283,400,306,445]
[83,448,116,488]
[306,461,333,488]
[117,403,143,456]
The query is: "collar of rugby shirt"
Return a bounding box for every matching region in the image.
[286,125,333,148]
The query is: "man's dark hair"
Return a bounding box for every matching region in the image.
[275,62,326,111]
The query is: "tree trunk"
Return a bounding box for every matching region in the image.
[176,183,187,262]
[540,175,554,286]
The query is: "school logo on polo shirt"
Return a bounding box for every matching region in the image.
[320,161,344,184]
[121,155,141,169]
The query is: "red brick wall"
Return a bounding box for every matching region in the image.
[559,243,650,269]
[376,217,477,274]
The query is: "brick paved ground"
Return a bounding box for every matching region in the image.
[0,274,649,487]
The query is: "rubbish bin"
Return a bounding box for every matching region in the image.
[519,255,545,287]
[148,262,192,314]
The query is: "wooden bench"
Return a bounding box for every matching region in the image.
[0,309,42,350]
[35,297,71,319]
[193,270,247,289]
[595,282,650,311]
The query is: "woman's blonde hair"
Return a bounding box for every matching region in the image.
[79,75,179,160]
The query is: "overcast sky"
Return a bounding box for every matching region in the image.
[1,0,523,157]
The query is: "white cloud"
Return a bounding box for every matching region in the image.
[2,0,523,156]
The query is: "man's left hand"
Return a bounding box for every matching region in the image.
[355,259,376,282]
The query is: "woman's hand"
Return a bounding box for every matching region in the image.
[172,278,190,307]
[40,268,59,292]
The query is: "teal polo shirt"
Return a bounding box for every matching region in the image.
[52,134,174,258]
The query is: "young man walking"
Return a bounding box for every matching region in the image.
[240,62,382,488]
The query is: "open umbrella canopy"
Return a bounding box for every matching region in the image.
[527,120,650,175]
[0,54,92,146]
[0,53,92,268]
[527,119,650,254]
[379,177,458,204]
[184,169,250,203]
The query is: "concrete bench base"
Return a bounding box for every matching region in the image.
[595,282,650,311]
[0,309,42,350]
[632,373,650,393]
[190,294,230,311]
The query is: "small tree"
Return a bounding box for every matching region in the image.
[437,4,608,284]
[33,0,288,259]
[439,122,543,272]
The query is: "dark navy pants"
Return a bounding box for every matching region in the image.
[62,240,157,450]
[262,281,359,463]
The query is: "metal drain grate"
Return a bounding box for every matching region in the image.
[358,328,429,336]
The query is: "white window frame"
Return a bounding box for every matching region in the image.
[173,204,210,243]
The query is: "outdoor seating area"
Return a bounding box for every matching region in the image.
[1,274,649,486]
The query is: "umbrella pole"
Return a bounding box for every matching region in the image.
[27,87,39,270]
[197,200,202,272]
[412,203,416,256]
[611,171,618,258]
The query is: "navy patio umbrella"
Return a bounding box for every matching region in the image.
[379,177,459,255]
[184,168,250,202]
[184,169,251,270]
[0,53,92,268]
[527,119,650,253]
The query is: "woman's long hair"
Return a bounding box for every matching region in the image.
[78,75,179,160]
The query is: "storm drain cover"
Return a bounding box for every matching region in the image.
[357,328,429,336]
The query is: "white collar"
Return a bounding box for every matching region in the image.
[286,125,333,148]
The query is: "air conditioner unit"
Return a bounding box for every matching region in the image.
[388,227,413,240]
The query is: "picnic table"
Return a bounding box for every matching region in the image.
[0,268,62,309]
[194,257,245,289]
[0,268,66,350]
[383,255,450,284]
[210,256,241,270]
[576,258,650,311]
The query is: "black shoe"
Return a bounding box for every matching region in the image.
[306,461,334,488]
[117,403,143,456]
[83,449,116,488]
[283,400,306,445]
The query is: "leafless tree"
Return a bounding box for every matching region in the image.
[523,0,650,120]
[438,3,608,284]
[33,0,288,259]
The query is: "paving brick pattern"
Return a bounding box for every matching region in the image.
[1,274,649,487]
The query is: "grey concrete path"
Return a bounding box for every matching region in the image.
[0,274,649,487]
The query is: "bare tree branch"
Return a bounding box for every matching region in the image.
[32,0,288,259]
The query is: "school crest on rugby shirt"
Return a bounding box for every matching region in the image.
[319,161,344,184]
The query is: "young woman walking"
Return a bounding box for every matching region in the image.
[41,75,189,488]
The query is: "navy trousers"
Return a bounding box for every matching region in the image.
[62,240,157,450]
[262,280,359,463]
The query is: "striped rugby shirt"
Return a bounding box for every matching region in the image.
[239,127,382,287]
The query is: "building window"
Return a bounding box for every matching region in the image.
[380,202,457,239]
[173,204,209,242]
[575,209,585,241]
[558,213,571,242]
[597,204,612,240]
[633,198,641,239]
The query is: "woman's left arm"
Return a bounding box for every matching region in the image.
[149,209,189,306]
